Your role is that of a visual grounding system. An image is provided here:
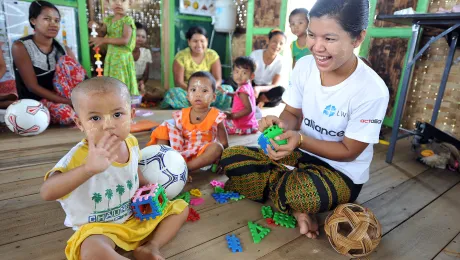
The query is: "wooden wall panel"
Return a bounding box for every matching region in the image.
[252,35,269,51]
[374,0,417,27]
[368,38,409,118]
[254,0,282,28]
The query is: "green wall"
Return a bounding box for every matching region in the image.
[168,0,230,88]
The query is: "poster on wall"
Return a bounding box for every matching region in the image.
[0,2,15,82]
[179,0,216,17]
[1,0,79,80]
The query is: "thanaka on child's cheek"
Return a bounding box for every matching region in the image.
[187,78,216,106]
[73,92,132,144]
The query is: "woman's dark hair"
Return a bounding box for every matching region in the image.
[29,1,61,29]
[135,22,146,31]
[268,29,286,40]
[186,26,207,40]
[234,56,256,73]
[309,0,369,39]
[188,71,216,92]
[289,8,309,20]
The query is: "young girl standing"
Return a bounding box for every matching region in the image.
[289,8,311,67]
[147,71,229,173]
[89,0,138,95]
[219,56,258,135]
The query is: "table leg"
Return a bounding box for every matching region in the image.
[386,24,420,163]
[430,32,458,125]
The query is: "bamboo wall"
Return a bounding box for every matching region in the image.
[253,0,282,28]
[401,0,460,137]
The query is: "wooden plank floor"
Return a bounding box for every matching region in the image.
[0,106,459,260]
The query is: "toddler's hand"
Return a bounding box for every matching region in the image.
[88,21,99,29]
[84,132,121,176]
[138,80,145,93]
[216,86,225,93]
[224,112,233,120]
[90,37,105,48]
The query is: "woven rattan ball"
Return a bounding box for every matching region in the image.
[324,203,382,258]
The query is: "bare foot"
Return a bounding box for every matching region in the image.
[134,242,165,260]
[293,211,319,239]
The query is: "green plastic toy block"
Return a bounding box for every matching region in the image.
[215,186,225,193]
[263,125,287,145]
[248,221,271,244]
[261,206,274,219]
[174,191,191,203]
[273,212,296,228]
[230,195,245,201]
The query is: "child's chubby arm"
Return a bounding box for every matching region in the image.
[88,20,107,37]
[217,86,235,97]
[102,24,133,47]
[138,168,150,187]
[228,92,252,120]
[40,132,122,201]
[217,122,229,149]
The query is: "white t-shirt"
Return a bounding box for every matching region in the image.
[250,49,283,85]
[135,47,153,80]
[45,134,141,230]
[283,56,389,184]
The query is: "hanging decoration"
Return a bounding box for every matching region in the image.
[234,0,247,28]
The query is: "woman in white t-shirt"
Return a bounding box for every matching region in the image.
[219,0,389,239]
[250,29,286,108]
[133,22,164,102]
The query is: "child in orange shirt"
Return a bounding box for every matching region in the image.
[147,71,228,172]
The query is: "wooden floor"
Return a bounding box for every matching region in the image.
[0,107,459,260]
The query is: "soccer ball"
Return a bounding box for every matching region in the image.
[5,99,50,136]
[139,145,188,199]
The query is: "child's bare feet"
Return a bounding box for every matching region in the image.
[134,242,165,260]
[293,211,319,239]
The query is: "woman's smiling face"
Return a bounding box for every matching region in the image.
[307,16,364,72]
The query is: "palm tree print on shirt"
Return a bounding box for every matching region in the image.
[116,184,125,205]
[105,189,113,209]
[127,180,133,192]
[92,192,102,211]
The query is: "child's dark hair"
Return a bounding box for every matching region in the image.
[29,1,60,29]
[233,56,256,73]
[289,8,309,20]
[188,71,216,92]
[135,22,146,31]
[309,0,369,39]
[186,26,207,40]
[268,29,286,40]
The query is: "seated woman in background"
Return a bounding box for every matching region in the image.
[162,26,233,109]
[12,1,85,125]
[0,42,17,109]
[250,29,287,108]
[133,22,164,103]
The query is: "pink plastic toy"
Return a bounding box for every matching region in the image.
[210,180,225,188]
[190,197,205,206]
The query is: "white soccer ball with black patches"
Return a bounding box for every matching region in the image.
[139,145,188,199]
[5,99,50,136]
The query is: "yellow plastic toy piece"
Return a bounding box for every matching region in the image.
[190,189,202,197]
[421,149,434,157]
[379,140,389,145]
